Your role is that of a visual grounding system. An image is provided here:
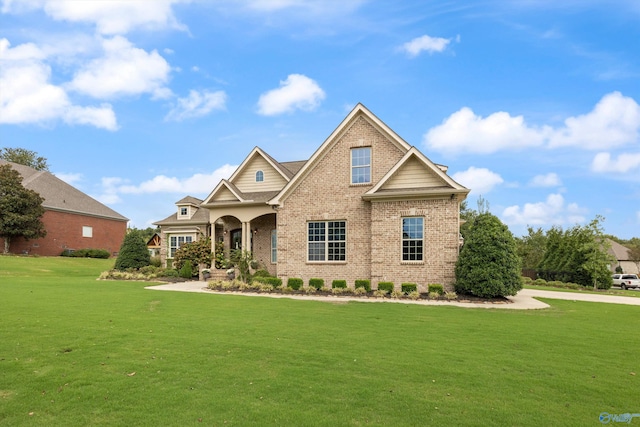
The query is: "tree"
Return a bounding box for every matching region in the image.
[0,164,47,253]
[579,217,614,290]
[455,213,522,298]
[515,227,547,270]
[0,147,49,171]
[114,230,150,270]
[627,244,640,274]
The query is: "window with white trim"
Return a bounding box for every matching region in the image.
[308,221,346,262]
[179,207,188,216]
[169,235,193,258]
[351,147,371,184]
[271,229,277,263]
[256,170,264,182]
[82,226,93,238]
[402,217,423,261]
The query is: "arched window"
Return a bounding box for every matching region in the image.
[256,170,264,182]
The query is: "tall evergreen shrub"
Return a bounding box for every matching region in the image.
[114,231,151,271]
[455,213,522,298]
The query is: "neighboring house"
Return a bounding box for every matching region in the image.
[0,160,128,256]
[154,104,470,290]
[146,233,162,257]
[608,239,639,274]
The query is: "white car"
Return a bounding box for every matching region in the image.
[612,274,640,290]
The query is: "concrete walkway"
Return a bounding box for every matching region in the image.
[145,282,640,309]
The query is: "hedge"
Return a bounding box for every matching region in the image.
[355,279,371,292]
[287,278,303,290]
[377,282,394,293]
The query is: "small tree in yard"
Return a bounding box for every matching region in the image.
[455,213,522,298]
[0,164,47,253]
[114,231,150,270]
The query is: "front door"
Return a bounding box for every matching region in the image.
[230,229,242,250]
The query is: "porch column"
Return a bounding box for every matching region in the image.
[241,221,251,252]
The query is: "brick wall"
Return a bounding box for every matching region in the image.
[7,210,127,257]
[275,115,462,290]
[277,115,407,287]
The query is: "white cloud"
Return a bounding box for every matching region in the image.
[165,90,227,121]
[451,167,503,194]
[400,34,454,57]
[424,92,640,155]
[591,152,640,173]
[502,193,587,227]
[257,74,325,116]
[529,172,561,187]
[2,0,187,35]
[96,165,238,203]
[67,36,172,100]
[424,107,548,154]
[0,38,117,130]
[548,92,640,150]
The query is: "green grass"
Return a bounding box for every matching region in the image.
[1,256,639,426]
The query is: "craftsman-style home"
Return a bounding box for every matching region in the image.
[154,104,470,290]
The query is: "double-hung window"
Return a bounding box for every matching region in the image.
[308,221,346,262]
[169,235,193,258]
[351,147,371,184]
[402,217,423,261]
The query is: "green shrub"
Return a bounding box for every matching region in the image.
[179,260,193,279]
[533,278,548,286]
[114,231,151,271]
[61,248,111,259]
[253,276,282,287]
[287,278,303,290]
[521,276,533,285]
[426,284,442,295]
[253,269,272,278]
[377,282,394,293]
[402,283,418,294]
[332,280,347,289]
[455,213,522,298]
[309,278,324,290]
[159,269,178,278]
[150,256,162,267]
[354,279,371,291]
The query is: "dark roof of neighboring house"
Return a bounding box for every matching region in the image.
[0,160,128,222]
[608,239,631,261]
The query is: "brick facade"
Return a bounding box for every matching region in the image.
[7,210,127,257]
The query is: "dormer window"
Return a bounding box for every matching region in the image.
[256,170,264,182]
[351,147,371,184]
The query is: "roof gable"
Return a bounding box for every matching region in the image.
[363,147,469,200]
[204,180,244,204]
[269,103,412,205]
[228,147,291,193]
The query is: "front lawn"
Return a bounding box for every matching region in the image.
[1,256,638,426]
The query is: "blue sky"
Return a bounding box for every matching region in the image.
[1,0,639,239]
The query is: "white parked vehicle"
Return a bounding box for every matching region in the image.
[612,274,640,290]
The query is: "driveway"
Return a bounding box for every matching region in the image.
[518,288,640,306]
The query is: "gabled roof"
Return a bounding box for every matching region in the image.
[176,196,203,206]
[153,204,210,226]
[203,179,245,205]
[228,146,292,183]
[269,103,413,205]
[362,147,469,201]
[0,160,128,221]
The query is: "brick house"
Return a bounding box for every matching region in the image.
[1,160,128,256]
[155,104,470,290]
